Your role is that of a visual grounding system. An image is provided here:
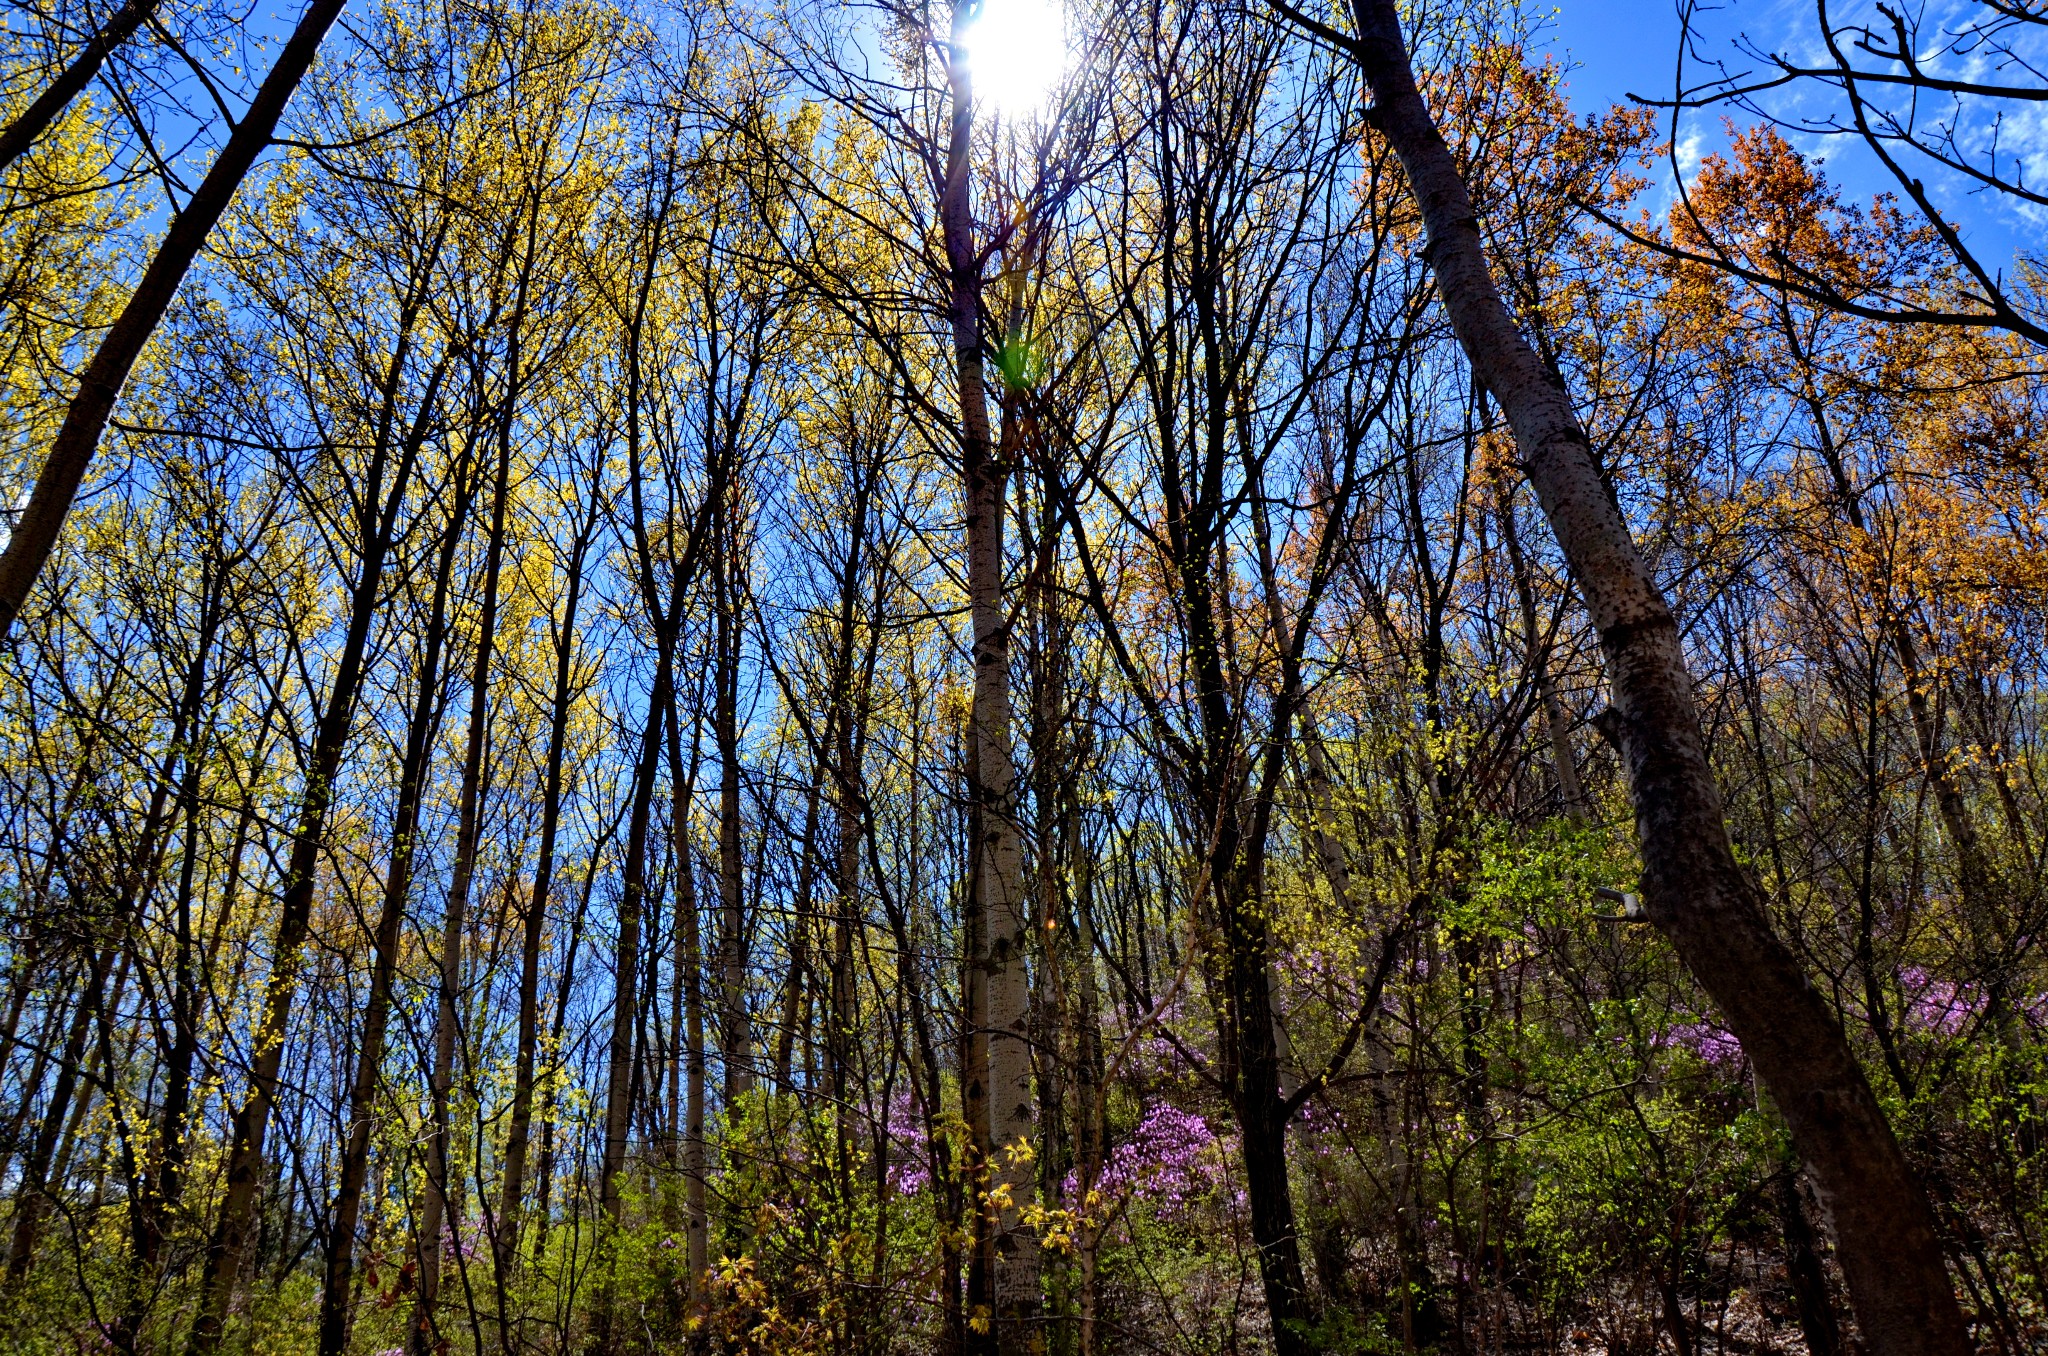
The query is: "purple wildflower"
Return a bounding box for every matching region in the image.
[882,1088,932,1196]
[1900,966,1988,1036]
[1660,1021,1743,1066]
[1069,1103,1227,1219]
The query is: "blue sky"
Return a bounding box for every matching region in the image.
[1545,0,1683,117]
[1536,0,2037,277]
[200,0,2043,283]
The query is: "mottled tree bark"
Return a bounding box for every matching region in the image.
[939,17,1040,1349]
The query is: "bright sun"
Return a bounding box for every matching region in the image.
[962,0,1069,121]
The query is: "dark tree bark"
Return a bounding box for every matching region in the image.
[588,135,699,1348]
[1494,473,1587,818]
[117,553,242,1347]
[587,645,668,1353]
[1776,1167,1844,1356]
[0,0,161,173]
[0,0,348,634]
[1331,4,1971,1351]
[410,363,514,1356]
[3,947,108,1286]
[772,776,822,1092]
[665,728,709,1300]
[187,274,438,1356]
[317,376,465,1356]
[713,495,751,1105]
[497,468,601,1280]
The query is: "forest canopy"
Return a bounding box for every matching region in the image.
[0,0,2044,1353]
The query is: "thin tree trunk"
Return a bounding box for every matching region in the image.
[585,145,693,1347]
[588,655,667,1351]
[1495,472,1587,818]
[773,775,824,1092]
[0,969,70,1196]
[958,719,994,1356]
[671,773,708,1301]
[1225,856,1313,1355]
[1775,1166,1844,1356]
[658,645,707,1306]
[530,865,596,1270]
[0,722,105,1115]
[1338,6,1970,1350]
[188,287,438,1356]
[1071,785,1104,1356]
[714,519,750,1104]
[117,564,238,1347]
[318,406,466,1356]
[3,945,108,1284]
[827,698,863,1111]
[1786,332,1997,931]
[497,490,598,1280]
[410,377,514,1356]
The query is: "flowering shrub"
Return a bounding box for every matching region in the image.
[1900,965,1988,1036]
[1071,1103,1228,1220]
[440,1219,484,1263]
[1660,1020,1743,1066]
[883,1088,933,1195]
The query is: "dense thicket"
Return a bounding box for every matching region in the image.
[0,0,2044,1352]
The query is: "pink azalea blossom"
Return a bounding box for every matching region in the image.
[1067,1103,1228,1219]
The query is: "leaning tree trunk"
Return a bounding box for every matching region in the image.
[0,0,347,634]
[1339,5,1969,1353]
[0,0,161,173]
